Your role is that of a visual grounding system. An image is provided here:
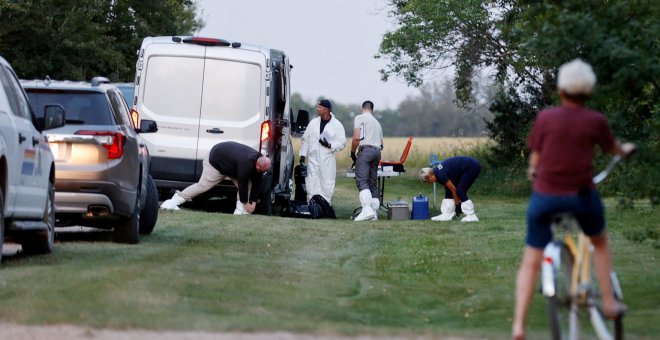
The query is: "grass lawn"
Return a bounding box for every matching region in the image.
[1,176,658,339]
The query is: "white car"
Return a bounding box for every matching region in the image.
[0,56,64,261]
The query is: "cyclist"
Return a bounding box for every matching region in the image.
[512,59,635,340]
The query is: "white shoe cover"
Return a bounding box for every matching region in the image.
[371,198,380,220]
[160,192,185,210]
[233,201,250,215]
[355,190,376,221]
[460,199,479,222]
[431,199,455,221]
[355,207,376,221]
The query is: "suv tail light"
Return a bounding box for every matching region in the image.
[259,121,271,155]
[75,131,126,159]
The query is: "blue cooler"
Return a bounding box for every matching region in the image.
[411,194,429,220]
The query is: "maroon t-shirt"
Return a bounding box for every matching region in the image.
[528,106,616,194]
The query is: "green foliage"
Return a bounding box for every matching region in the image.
[0,0,203,81]
[377,0,498,106]
[515,0,660,204]
[378,0,659,204]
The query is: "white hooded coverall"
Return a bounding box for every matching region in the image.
[299,113,346,204]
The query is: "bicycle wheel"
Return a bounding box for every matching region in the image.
[588,271,624,340]
[546,241,579,340]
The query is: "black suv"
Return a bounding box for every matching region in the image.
[21,77,159,244]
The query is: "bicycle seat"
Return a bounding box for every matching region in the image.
[550,213,580,231]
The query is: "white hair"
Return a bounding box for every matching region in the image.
[557,59,597,95]
[418,167,433,183]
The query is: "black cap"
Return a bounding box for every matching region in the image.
[318,99,332,111]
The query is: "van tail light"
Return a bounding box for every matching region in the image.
[182,37,231,47]
[259,121,271,155]
[75,130,126,159]
[130,109,139,129]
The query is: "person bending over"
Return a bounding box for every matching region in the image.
[419,156,481,222]
[160,141,271,215]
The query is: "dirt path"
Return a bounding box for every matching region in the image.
[0,323,477,340]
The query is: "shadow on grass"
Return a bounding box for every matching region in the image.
[55,226,114,242]
[181,197,236,213]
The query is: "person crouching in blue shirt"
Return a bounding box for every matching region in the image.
[419,156,481,222]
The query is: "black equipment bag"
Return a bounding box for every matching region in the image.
[308,194,336,219]
[282,200,312,218]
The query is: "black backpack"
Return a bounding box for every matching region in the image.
[308,194,336,219]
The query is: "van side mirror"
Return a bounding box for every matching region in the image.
[43,104,65,130]
[138,119,158,133]
[293,109,309,135]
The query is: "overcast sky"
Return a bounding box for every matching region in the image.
[196,0,420,109]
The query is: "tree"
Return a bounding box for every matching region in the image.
[0,0,203,81]
[376,0,525,107]
[515,0,659,203]
[396,80,491,137]
[377,0,659,203]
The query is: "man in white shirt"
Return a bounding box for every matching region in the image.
[351,100,384,221]
[299,99,346,204]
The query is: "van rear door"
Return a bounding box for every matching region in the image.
[195,49,266,177]
[140,44,204,182]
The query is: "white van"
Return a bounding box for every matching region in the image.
[131,36,308,214]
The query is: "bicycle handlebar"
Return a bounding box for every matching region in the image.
[592,144,636,184]
[592,155,623,184]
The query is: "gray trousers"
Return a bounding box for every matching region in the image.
[355,146,381,198]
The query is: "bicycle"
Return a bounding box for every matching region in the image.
[541,155,626,340]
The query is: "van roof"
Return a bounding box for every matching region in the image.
[141,36,270,54]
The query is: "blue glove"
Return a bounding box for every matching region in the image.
[319,138,330,148]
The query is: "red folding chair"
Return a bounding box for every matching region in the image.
[379,136,413,173]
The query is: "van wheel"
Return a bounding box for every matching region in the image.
[139,176,158,235]
[21,182,55,255]
[257,188,273,216]
[114,190,140,244]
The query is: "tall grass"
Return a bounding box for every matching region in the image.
[292,137,492,172]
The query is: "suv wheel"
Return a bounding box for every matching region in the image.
[21,182,56,254]
[139,175,158,235]
[0,188,4,263]
[113,189,140,244]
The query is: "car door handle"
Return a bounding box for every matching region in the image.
[18,133,26,144]
[206,128,224,134]
[32,136,40,146]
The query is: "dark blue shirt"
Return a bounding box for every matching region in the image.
[432,156,480,185]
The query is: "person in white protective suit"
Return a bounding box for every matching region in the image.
[418,156,481,222]
[299,99,346,204]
